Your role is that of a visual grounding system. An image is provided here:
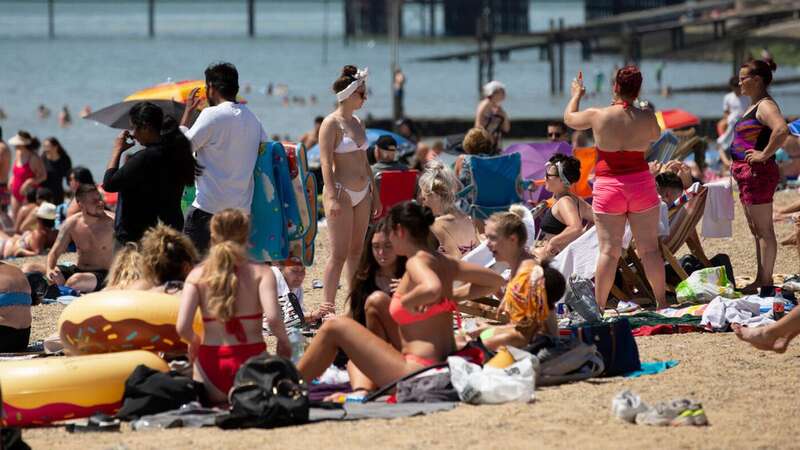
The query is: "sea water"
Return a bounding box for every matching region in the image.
[1,0,798,177]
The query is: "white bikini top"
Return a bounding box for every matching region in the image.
[335,123,368,154]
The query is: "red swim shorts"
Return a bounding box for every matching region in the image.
[731,160,779,206]
[592,170,660,215]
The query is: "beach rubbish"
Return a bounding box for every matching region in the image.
[676,266,735,304]
[655,108,700,130]
[58,290,202,355]
[312,279,324,289]
[0,350,168,427]
[448,346,536,405]
[288,327,306,364]
[612,390,649,423]
[624,360,679,378]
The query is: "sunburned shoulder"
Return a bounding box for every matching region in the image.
[185,265,205,284]
[518,258,538,272]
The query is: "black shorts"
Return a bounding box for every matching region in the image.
[58,265,108,291]
[0,325,30,353]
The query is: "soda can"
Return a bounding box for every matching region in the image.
[773,300,785,320]
[556,303,567,318]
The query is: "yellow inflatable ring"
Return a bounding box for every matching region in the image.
[58,290,202,355]
[0,350,168,427]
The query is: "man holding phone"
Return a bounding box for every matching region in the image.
[179,62,268,254]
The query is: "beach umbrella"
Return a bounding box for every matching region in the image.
[503,141,572,203]
[85,80,247,129]
[656,109,700,130]
[84,100,185,130]
[307,128,417,168]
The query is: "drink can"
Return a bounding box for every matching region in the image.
[556,303,567,318]
[773,300,785,320]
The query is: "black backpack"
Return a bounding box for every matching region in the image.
[215,355,309,429]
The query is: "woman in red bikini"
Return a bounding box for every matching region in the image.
[564,66,665,309]
[8,131,46,221]
[297,201,504,390]
[728,60,788,296]
[176,209,291,404]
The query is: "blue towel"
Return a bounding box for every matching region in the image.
[624,360,679,378]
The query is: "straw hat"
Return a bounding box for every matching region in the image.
[36,202,58,220]
[8,133,32,147]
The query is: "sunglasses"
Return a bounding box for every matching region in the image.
[545,172,559,179]
[548,132,562,138]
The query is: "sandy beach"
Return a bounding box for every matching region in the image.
[6,189,800,450]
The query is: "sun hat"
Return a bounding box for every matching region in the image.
[8,133,32,147]
[36,202,58,220]
[483,80,506,98]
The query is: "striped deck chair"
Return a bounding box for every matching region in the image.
[623,186,709,300]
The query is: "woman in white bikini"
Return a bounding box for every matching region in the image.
[318,65,381,318]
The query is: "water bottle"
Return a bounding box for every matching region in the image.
[288,327,305,364]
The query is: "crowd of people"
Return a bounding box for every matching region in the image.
[0,55,796,405]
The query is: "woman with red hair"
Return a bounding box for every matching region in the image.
[563,66,665,309]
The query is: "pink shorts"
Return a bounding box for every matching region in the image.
[592,171,659,215]
[731,160,779,206]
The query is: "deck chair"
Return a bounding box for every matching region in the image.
[647,132,679,164]
[623,186,709,299]
[457,153,525,220]
[571,147,596,199]
[374,169,418,220]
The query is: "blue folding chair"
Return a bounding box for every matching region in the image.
[457,153,527,220]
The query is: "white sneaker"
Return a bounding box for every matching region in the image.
[635,399,691,426]
[612,390,649,423]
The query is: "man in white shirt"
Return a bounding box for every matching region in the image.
[180,62,267,253]
[717,76,750,150]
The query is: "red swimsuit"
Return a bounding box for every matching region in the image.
[197,313,266,395]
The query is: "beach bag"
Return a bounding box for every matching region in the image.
[563,275,603,324]
[396,368,459,403]
[117,365,199,421]
[527,335,605,386]
[448,347,536,404]
[570,318,641,377]
[216,356,308,429]
[676,266,735,304]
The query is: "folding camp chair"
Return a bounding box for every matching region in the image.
[374,169,418,220]
[622,186,709,300]
[647,132,679,164]
[457,153,526,220]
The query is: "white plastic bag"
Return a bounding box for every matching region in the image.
[448,346,537,404]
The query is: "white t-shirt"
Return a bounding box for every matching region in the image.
[181,101,267,213]
[264,266,304,332]
[722,92,749,123]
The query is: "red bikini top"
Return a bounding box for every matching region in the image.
[389,293,458,326]
[595,149,649,177]
[203,313,262,344]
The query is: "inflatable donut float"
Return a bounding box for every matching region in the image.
[58,290,202,355]
[0,350,168,427]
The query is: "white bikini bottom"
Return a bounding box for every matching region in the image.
[335,182,371,207]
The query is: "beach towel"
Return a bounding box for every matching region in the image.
[308,402,458,422]
[700,296,775,331]
[701,178,734,238]
[624,360,679,378]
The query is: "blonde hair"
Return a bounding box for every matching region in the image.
[462,128,493,155]
[488,207,527,246]
[140,223,199,285]
[105,243,144,289]
[418,160,462,211]
[202,209,250,321]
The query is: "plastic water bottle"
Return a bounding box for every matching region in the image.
[288,327,305,364]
